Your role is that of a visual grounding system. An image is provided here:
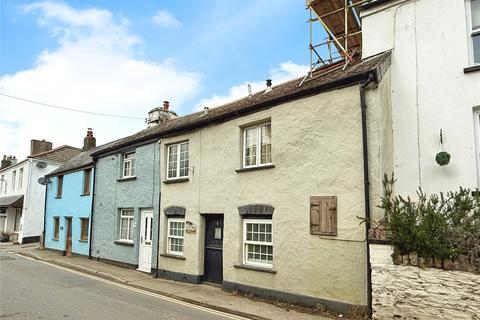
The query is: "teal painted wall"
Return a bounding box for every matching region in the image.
[91,142,160,267]
[45,169,93,255]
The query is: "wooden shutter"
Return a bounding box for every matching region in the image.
[310,196,337,236]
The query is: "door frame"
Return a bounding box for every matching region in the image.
[203,214,224,284]
[137,208,154,273]
[65,217,72,256]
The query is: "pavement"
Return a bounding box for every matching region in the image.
[0,243,333,320]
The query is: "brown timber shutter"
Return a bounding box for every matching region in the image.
[310,196,337,236]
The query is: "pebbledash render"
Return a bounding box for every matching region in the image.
[93,51,393,312]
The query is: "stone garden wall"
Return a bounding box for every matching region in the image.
[370,244,480,320]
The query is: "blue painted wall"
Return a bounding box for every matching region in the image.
[91,142,160,267]
[44,169,93,255]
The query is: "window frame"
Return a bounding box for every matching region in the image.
[53,217,60,240]
[0,174,4,194]
[167,218,185,256]
[80,217,89,241]
[242,219,274,268]
[122,152,136,178]
[56,175,63,198]
[468,0,480,65]
[242,122,272,169]
[18,168,23,189]
[82,168,92,195]
[474,110,480,187]
[11,170,16,190]
[119,209,134,242]
[166,141,189,180]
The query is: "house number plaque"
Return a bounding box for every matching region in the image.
[214,227,222,240]
[185,221,196,234]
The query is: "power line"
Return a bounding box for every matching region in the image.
[0,92,145,120]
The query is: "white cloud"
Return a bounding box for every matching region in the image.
[194,61,308,110]
[151,10,180,28]
[0,2,200,159]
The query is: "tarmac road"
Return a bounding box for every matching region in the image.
[0,251,247,320]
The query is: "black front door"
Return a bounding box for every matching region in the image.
[204,215,223,284]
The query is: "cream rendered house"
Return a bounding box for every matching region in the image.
[134,52,392,313]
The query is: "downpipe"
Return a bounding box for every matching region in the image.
[360,72,375,319]
[88,161,97,260]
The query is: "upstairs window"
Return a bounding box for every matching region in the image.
[56,175,63,198]
[1,174,4,194]
[167,142,189,180]
[11,170,16,190]
[122,152,136,178]
[83,169,92,195]
[471,0,480,64]
[18,168,23,189]
[243,122,272,168]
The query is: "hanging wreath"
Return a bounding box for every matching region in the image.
[435,151,451,166]
[436,129,451,166]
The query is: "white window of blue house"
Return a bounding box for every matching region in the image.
[167,142,189,180]
[122,152,135,178]
[119,209,134,242]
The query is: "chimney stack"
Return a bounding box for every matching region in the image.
[147,100,177,127]
[1,155,11,169]
[30,139,53,155]
[82,128,96,151]
[265,79,272,93]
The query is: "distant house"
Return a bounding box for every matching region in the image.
[44,129,98,256]
[0,141,80,244]
[89,103,175,272]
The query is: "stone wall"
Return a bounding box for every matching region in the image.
[370,244,480,320]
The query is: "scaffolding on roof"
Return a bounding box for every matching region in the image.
[300,0,370,85]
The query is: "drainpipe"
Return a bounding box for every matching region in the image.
[88,161,97,259]
[154,140,162,278]
[42,181,48,248]
[360,72,375,318]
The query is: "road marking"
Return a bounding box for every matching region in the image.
[16,254,252,320]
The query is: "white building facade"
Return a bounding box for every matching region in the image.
[361,0,480,195]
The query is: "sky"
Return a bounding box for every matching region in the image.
[0,0,327,159]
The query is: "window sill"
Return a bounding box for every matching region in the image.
[235,164,275,173]
[114,240,134,246]
[80,193,91,197]
[160,253,186,260]
[79,239,88,243]
[117,176,137,182]
[234,264,276,274]
[464,65,480,73]
[52,238,59,241]
[54,196,62,199]
[163,177,189,184]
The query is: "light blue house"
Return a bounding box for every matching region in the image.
[44,130,97,256]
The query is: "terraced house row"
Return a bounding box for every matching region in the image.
[8,0,476,315]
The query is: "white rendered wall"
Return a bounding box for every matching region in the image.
[362,0,480,195]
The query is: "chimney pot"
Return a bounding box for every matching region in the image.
[266,79,272,87]
[163,101,170,111]
[204,107,209,115]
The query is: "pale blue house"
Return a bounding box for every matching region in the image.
[44,130,97,256]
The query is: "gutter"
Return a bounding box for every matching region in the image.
[359,72,375,318]
[88,161,97,259]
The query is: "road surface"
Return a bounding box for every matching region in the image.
[0,251,245,320]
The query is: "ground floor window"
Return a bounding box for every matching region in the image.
[53,217,60,240]
[167,218,185,255]
[119,209,134,242]
[243,219,273,267]
[80,218,89,241]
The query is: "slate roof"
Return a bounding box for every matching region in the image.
[28,145,81,164]
[93,51,391,157]
[46,139,121,177]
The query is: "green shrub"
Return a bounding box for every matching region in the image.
[379,174,480,262]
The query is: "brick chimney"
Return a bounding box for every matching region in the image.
[147,100,177,127]
[82,128,96,151]
[30,139,53,155]
[1,155,11,169]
